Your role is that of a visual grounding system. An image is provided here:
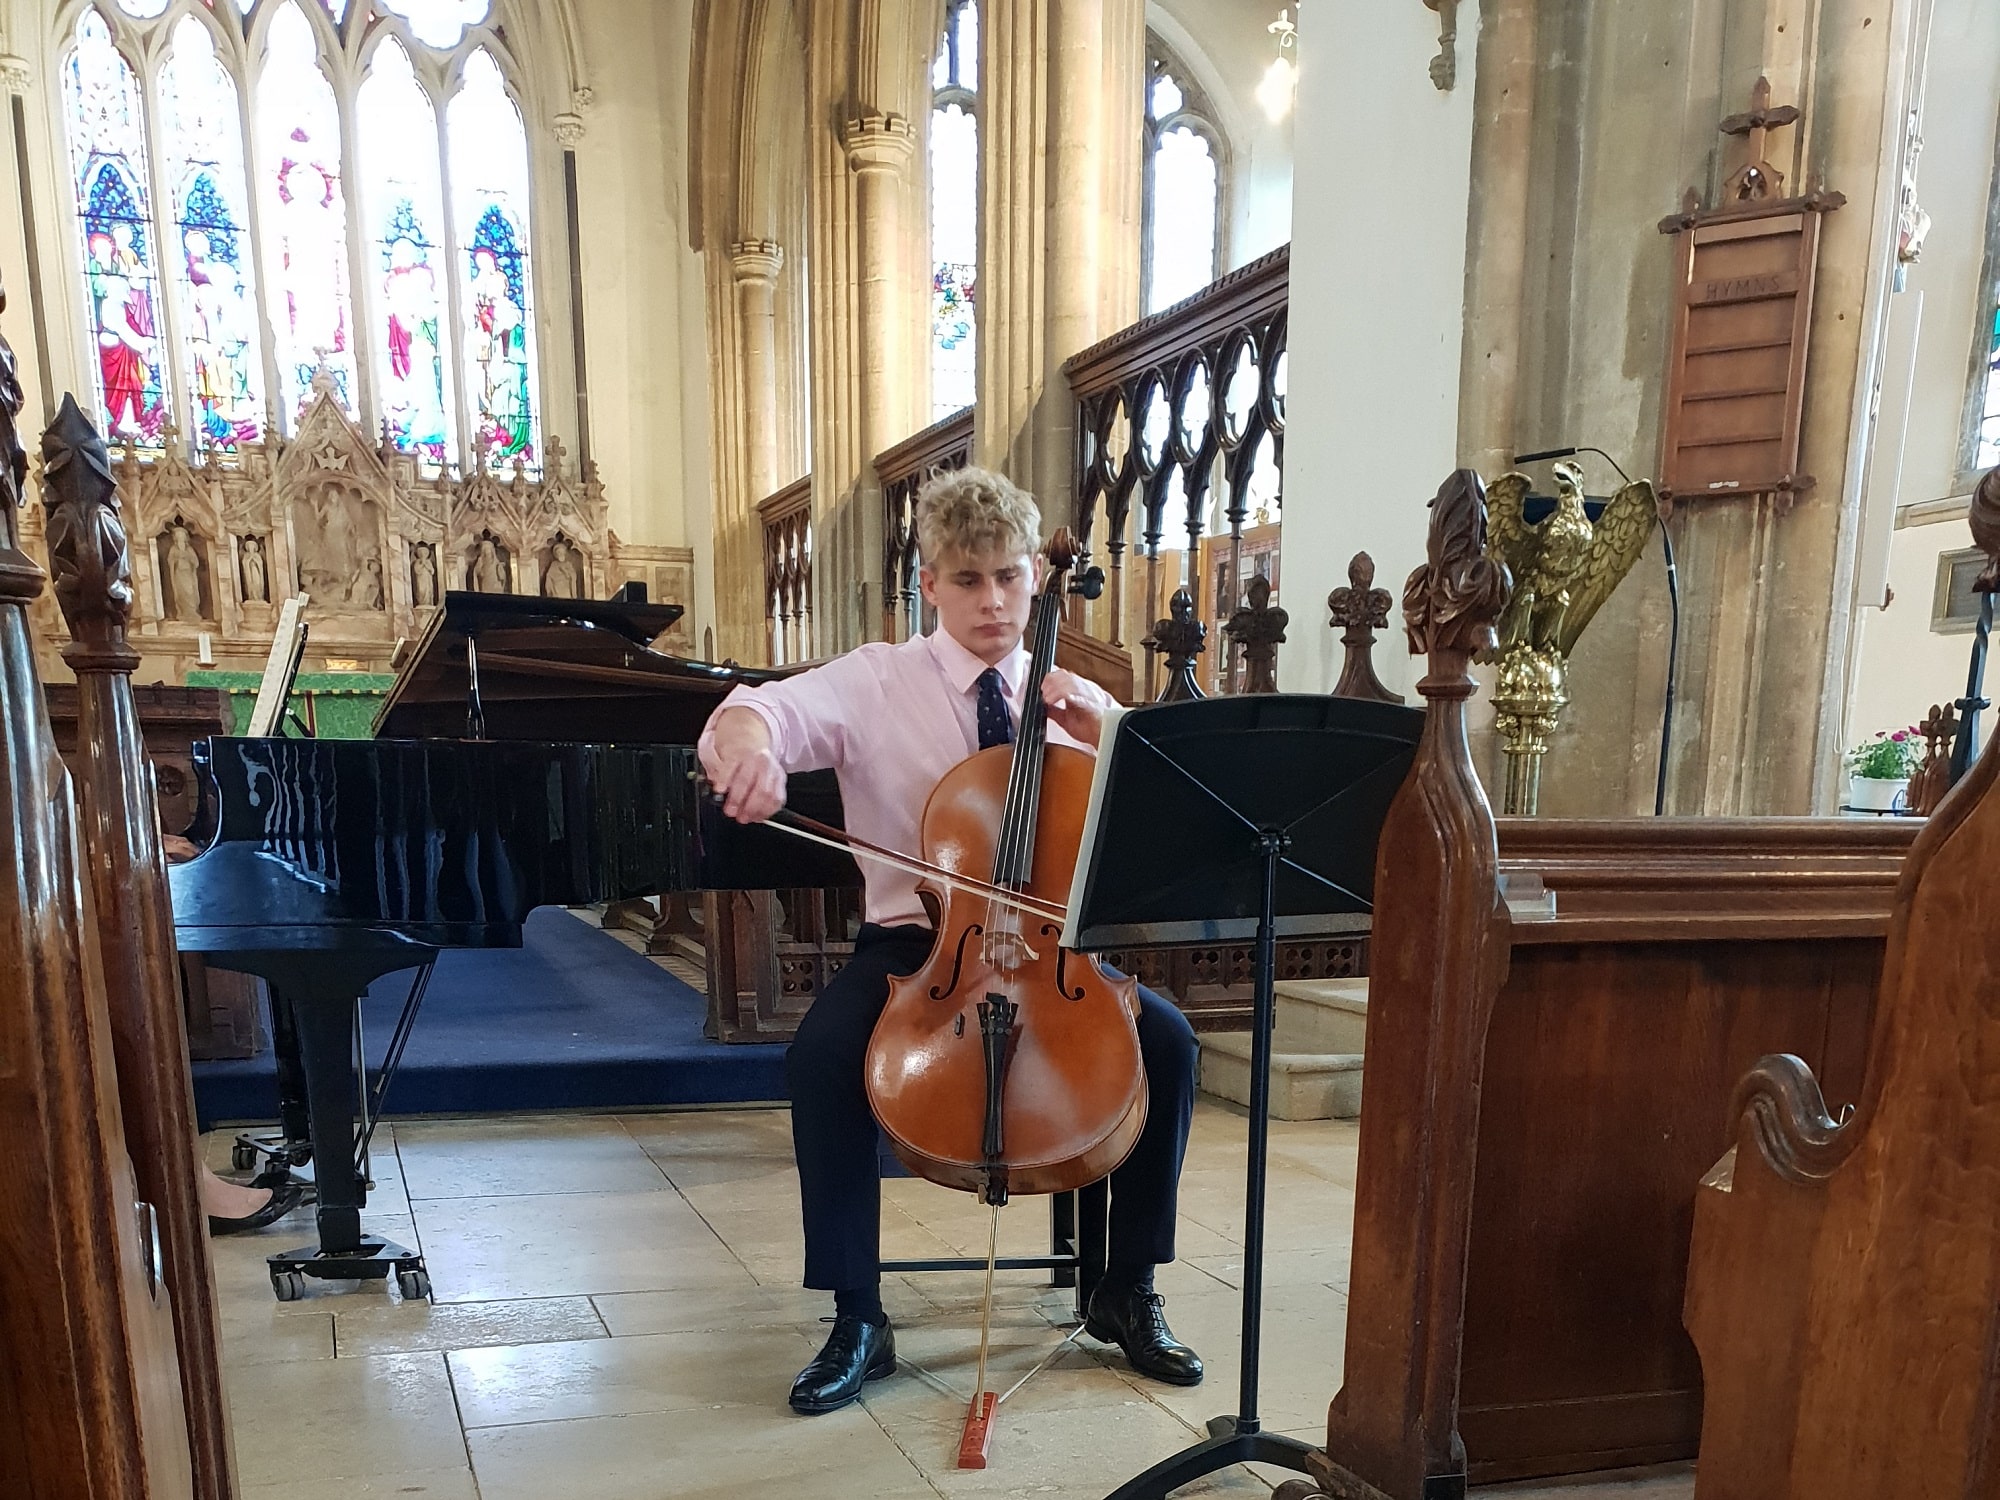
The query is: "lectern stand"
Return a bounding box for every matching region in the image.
[1064,694,1425,1499]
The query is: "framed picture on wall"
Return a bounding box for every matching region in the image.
[1195,522,1281,695]
[1932,546,1990,635]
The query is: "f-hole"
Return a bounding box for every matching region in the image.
[929,922,984,1001]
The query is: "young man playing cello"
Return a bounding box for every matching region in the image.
[699,467,1204,1415]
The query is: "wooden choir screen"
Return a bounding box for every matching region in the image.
[0,316,197,1489]
[1065,244,1287,697]
[757,476,813,665]
[1281,473,1914,1500]
[876,406,972,642]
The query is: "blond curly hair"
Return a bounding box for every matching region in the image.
[916,466,1043,566]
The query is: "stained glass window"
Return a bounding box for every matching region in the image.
[59,0,542,475]
[257,3,358,419]
[64,10,169,444]
[1143,42,1223,315]
[448,50,538,468]
[358,40,455,462]
[1979,300,1999,472]
[930,0,978,420]
[159,16,264,449]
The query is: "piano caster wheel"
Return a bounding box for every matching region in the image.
[397,1267,431,1302]
[271,1270,306,1302]
[232,1141,258,1172]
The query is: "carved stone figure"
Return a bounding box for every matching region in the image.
[165,524,203,622]
[472,536,507,593]
[355,555,384,611]
[411,541,438,607]
[239,535,267,603]
[544,537,580,599]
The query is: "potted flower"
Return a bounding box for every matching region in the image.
[1846,727,1922,811]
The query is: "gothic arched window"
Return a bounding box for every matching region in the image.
[1142,39,1224,316]
[58,0,543,472]
[929,0,978,420]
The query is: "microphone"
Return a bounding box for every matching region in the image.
[1511,445,1633,484]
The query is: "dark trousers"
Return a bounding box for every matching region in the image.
[787,923,1198,1292]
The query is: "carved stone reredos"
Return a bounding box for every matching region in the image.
[21,372,612,673]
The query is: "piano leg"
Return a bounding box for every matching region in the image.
[264,985,430,1303]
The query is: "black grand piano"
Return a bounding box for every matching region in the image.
[169,591,857,1300]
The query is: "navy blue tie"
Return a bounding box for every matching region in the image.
[976,667,1015,749]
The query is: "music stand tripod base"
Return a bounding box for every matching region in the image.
[269,1239,429,1303]
[1063,696,1425,1500]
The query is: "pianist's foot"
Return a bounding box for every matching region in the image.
[1085,1276,1204,1386]
[789,1313,896,1415]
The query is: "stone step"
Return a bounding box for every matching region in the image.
[1193,978,1369,1121]
[1274,978,1368,1054]
[1197,1034,1364,1120]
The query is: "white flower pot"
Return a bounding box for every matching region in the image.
[1848,775,1908,812]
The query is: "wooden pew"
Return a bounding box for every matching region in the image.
[1681,470,2000,1500]
[1276,473,1915,1500]
[0,312,194,1491]
[45,396,239,1499]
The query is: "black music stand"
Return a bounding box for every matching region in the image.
[1062,694,1424,1500]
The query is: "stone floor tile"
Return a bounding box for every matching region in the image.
[395,1115,672,1200]
[413,1189,756,1301]
[873,1397,1276,1498]
[591,1282,826,1337]
[224,1350,466,1489]
[448,1325,821,1427]
[335,1294,606,1357]
[1185,1242,1353,1293]
[239,1472,478,1500]
[1123,1283,1346,1435]
[468,1404,941,1500]
[618,1105,797,1166]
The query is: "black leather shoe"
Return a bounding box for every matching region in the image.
[1085,1279,1204,1386]
[789,1314,896,1414]
[207,1178,307,1237]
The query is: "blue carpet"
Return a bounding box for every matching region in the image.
[191,909,789,1128]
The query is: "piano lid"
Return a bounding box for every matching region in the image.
[374,591,804,744]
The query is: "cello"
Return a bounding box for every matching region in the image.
[771,529,1149,1464]
[864,529,1147,1211]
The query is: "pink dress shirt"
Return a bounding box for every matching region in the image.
[698,629,1113,928]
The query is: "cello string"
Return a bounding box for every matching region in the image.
[758,816,1067,923]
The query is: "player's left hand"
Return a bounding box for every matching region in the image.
[1041,668,1107,749]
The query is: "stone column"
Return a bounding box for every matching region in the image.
[841,114,916,641]
[730,240,786,505]
[976,0,1048,478]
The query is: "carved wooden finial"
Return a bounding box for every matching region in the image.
[1145,585,1206,703]
[1328,551,1402,704]
[0,281,24,561]
[1224,573,1287,695]
[1908,702,1960,818]
[1970,466,2000,592]
[1402,469,1511,694]
[41,395,137,663]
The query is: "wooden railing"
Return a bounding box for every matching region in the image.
[1065,244,1288,695]
[756,476,813,665]
[876,406,973,642]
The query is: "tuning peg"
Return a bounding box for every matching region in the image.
[1069,565,1106,602]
